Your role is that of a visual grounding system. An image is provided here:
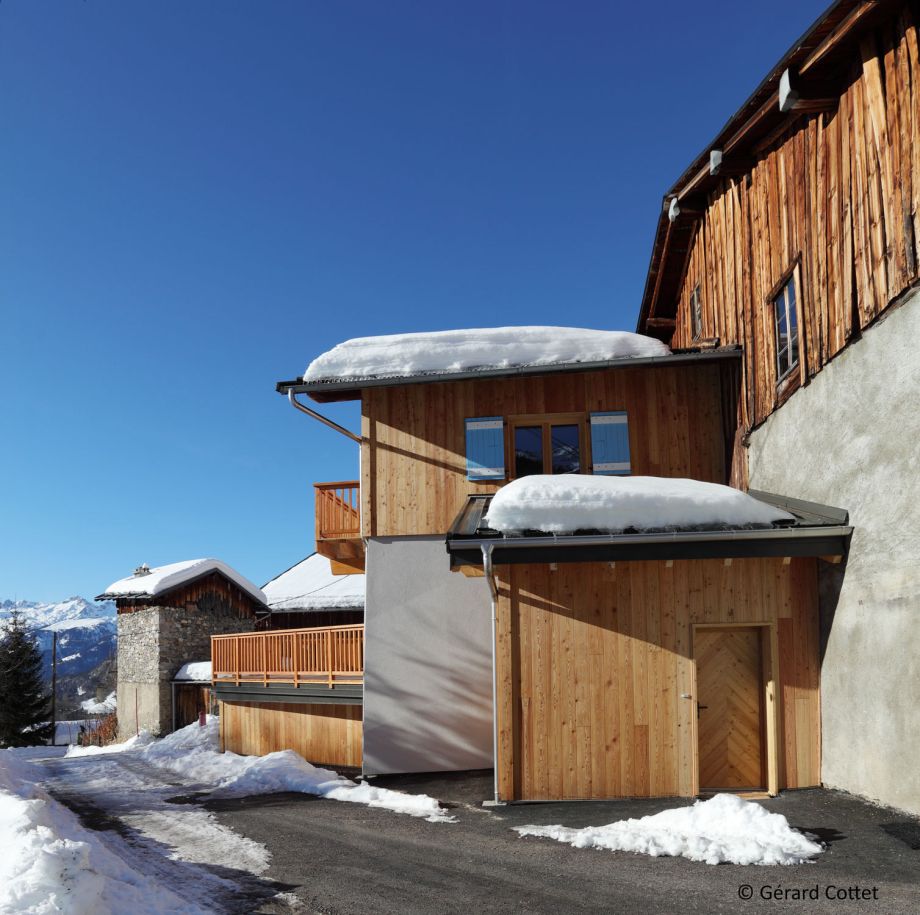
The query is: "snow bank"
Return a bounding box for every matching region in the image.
[485,475,794,534]
[68,719,454,823]
[80,691,116,714]
[173,661,211,682]
[99,558,266,605]
[263,553,365,612]
[65,730,153,757]
[515,793,823,866]
[304,326,670,382]
[0,750,198,913]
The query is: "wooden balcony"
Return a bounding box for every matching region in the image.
[212,624,364,687]
[314,480,364,573]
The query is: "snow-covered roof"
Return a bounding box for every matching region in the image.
[302,327,670,385]
[174,661,212,682]
[98,559,267,605]
[484,475,795,534]
[263,553,365,612]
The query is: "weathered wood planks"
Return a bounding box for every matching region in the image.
[671,5,920,472]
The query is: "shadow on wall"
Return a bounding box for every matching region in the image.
[363,622,494,774]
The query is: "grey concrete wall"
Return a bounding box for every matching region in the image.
[747,293,920,814]
[363,537,493,774]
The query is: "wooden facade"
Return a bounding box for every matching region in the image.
[361,361,732,537]
[220,700,362,768]
[641,1,920,484]
[113,570,263,620]
[174,683,212,730]
[495,558,820,801]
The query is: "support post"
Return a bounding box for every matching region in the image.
[50,631,57,746]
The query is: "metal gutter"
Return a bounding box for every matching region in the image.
[276,348,742,398]
[448,524,852,567]
[481,544,504,807]
[287,389,362,443]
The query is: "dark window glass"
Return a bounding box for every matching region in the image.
[550,424,581,474]
[514,426,544,478]
[773,277,800,381]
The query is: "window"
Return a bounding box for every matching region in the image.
[690,284,702,340]
[510,416,585,478]
[772,275,800,382]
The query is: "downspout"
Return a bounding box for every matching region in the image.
[481,544,504,806]
[287,389,362,443]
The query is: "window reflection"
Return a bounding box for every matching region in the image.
[514,426,543,477]
[550,424,580,474]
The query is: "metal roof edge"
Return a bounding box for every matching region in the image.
[276,348,742,397]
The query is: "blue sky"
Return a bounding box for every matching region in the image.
[0,0,826,601]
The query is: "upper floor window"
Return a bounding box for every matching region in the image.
[690,284,703,340]
[512,418,583,478]
[464,412,631,481]
[773,275,800,382]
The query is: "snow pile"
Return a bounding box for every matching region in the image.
[263,553,365,612]
[70,719,455,823]
[515,793,823,866]
[0,750,197,913]
[304,327,670,382]
[174,661,212,682]
[485,475,794,534]
[80,691,116,714]
[99,559,266,605]
[65,730,154,757]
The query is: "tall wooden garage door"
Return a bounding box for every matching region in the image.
[695,626,766,791]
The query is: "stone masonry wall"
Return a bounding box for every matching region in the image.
[117,602,254,738]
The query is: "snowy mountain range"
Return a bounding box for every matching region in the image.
[0,597,117,680]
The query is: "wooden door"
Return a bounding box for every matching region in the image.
[695,627,766,790]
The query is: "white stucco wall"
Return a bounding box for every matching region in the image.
[362,537,493,775]
[747,292,920,814]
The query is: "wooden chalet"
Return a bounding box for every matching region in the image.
[210,0,920,810]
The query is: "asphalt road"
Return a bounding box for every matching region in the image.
[206,771,920,915]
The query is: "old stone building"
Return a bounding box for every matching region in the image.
[97,559,266,738]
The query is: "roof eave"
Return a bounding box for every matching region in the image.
[276,348,742,401]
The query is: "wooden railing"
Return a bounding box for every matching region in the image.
[212,624,364,687]
[314,481,361,539]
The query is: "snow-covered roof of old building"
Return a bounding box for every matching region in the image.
[263,553,365,612]
[484,476,795,534]
[301,327,671,386]
[97,559,267,605]
[173,661,212,682]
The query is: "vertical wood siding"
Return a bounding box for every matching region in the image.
[361,363,729,537]
[219,701,362,768]
[495,558,820,801]
[672,5,920,475]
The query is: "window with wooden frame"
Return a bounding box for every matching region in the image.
[509,414,587,478]
[690,284,703,340]
[770,268,801,384]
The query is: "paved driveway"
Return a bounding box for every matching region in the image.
[206,771,920,914]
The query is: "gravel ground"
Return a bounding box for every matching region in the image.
[205,771,920,914]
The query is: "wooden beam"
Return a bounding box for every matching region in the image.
[799,1,880,76]
[779,68,837,114]
[458,563,485,577]
[645,317,677,333]
[819,554,844,564]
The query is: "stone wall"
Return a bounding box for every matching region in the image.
[117,602,253,739]
[747,291,920,815]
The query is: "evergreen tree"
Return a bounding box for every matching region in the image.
[0,610,53,747]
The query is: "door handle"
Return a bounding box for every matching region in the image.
[697,702,709,718]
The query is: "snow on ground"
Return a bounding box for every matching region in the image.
[173,661,211,682]
[485,475,795,534]
[304,326,670,382]
[0,750,201,914]
[515,793,823,866]
[80,691,117,714]
[263,553,365,612]
[99,559,265,605]
[67,718,453,822]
